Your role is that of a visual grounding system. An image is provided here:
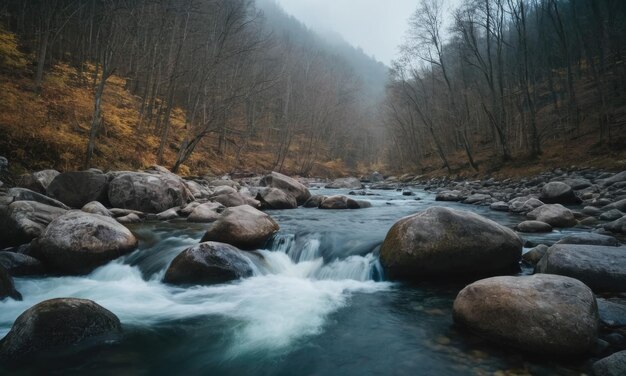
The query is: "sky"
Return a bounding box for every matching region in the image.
[273,0,460,66]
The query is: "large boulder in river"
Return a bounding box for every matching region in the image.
[536,244,626,292]
[303,195,326,208]
[0,298,122,362]
[260,171,311,205]
[0,201,67,247]
[453,274,598,355]
[16,169,60,194]
[201,205,279,250]
[46,170,109,208]
[380,207,522,281]
[527,204,577,227]
[256,187,297,209]
[163,242,255,285]
[0,266,21,301]
[7,187,69,209]
[32,211,138,274]
[187,202,224,223]
[108,171,192,213]
[540,181,581,204]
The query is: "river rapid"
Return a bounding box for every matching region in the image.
[0,188,590,375]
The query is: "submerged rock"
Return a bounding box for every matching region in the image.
[536,244,626,292]
[32,212,138,274]
[46,170,109,208]
[453,274,598,355]
[0,298,121,362]
[201,205,279,250]
[260,172,311,205]
[380,207,522,281]
[163,242,254,285]
[0,266,21,301]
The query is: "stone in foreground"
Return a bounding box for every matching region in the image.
[380,206,522,280]
[201,205,279,250]
[453,274,598,355]
[0,298,121,361]
[536,244,626,292]
[32,211,138,274]
[164,242,254,285]
[592,350,626,376]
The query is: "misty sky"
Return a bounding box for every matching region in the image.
[274,0,461,66]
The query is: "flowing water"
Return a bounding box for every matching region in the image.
[0,188,591,375]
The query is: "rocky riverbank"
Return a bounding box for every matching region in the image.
[1,158,625,374]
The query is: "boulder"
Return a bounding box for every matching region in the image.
[536,244,626,292]
[32,212,138,274]
[16,169,60,194]
[108,171,192,213]
[7,188,69,209]
[81,201,112,217]
[379,207,522,280]
[509,197,544,213]
[0,266,21,301]
[540,182,581,204]
[555,233,619,247]
[156,207,180,220]
[464,193,491,204]
[115,213,142,224]
[187,202,224,223]
[256,187,298,209]
[604,215,626,234]
[46,171,109,208]
[208,179,240,190]
[185,180,213,199]
[0,201,67,247]
[562,178,592,190]
[163,242,254,285]
[605,199,626,212]
[303,195,326,208]
[210,191,247,207]
[0,298,122,361]
[490,201,509,211]
[522,244,548,265]
[592,350,626,376]
[320,195,352,209]
[453,274,598,355]
[516,220,552,233]
[260,172,311,205]
[178,202,201,217]
[201,205,279,250]
[601,171,626,187]
[435,190,464,202]
[325,177,363,190]
[0,252,44,276]
[597,299,626,328]
[527,204,577,227]
[600,209,624,221]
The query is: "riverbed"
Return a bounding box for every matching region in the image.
[0,188,591,375]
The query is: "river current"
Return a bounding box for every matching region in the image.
[0,188,589,375]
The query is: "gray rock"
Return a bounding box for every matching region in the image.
[7,188,69,209]
[325,177,363,190]
[536,244,626,292]
[16,169,60,194]
[187,202,224,223]
[453,274,598,355]
[527,204,577,227]
[256,187,298,209]
[601,171,626,187]
[260,172,311,205]
[0,266,21,301]
[490,201,509,211]
[303,195,326,208]
[32,211,138,274]
[0,252,44,276]
[600,209,624,221]
[163,242,254,285]
[583,206,603,216]
[201,205,279,250]
[604,216,626,234]
[0,201,67,247]
[81,201,112,217]
[555,233,620,247]
[605,199,626,212]
[592,350,626,376]
[597,299,626,328]
[522,244,548,265]
[516,220,552,233]
[509,197,544,213]
[156,207,180,220]
[0,298,122,361]
[185,180,212,199]
[46,171,109,208]
[563,178,592,190]
[380,207,522,281]
[435,190,465,202]
[319,195,358,209]
[464,193,491,204]
[115,213,142,224]
[108,171,192,213]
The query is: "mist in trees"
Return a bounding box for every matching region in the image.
[385,0,626,173]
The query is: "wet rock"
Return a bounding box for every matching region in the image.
[522,244,548,265]
[0,252,44,276]
[527,204,577,227]
[303,195,326,208]
[562,178,592,190]
[325,177,363,190]
[201,205,279,250]
[32,211,138,274]
[435,190,464,202]
[81,201,112,217]
[108,171,192,213]
[115,213,142,224]
[0,266,21,301]
[187,202,224,223]
[208,179,240,190]
[516,220,552,233]
[592,350,626,376]
[163,242,254,285]
[597,299,626,328]
[260,172,311,205]
[601,171,626,187]
[0,201,67,247]
[509,197,544,213]
[453,274,598,355]
[256,187,298,209]
[555,233,620,247]
[46,171,109,208]
[490,201,509,211]
[0,298,122,362]
[185,180,212,199]
[583,206,604,216]
[536,244,626,292]
[7,188,69,209]
[380,207,522,281]
[604,216,626,234]
[16,169,60,194]
[540,182,581,204]
[464,194,491,204]
[600,209,624,221]
[156,207,180,220]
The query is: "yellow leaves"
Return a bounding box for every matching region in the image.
[0,28,29,71]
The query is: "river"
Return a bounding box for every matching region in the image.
[0,188,589,375]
